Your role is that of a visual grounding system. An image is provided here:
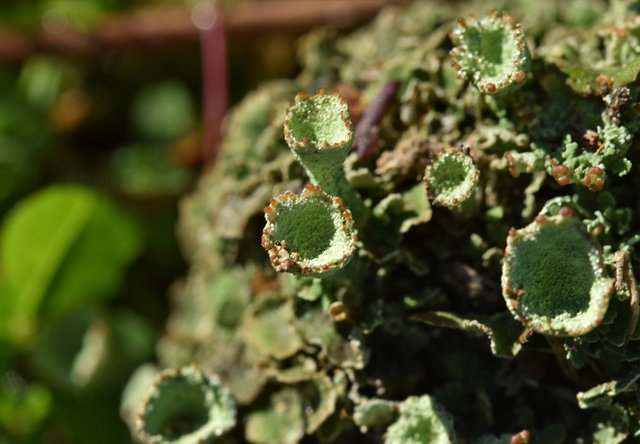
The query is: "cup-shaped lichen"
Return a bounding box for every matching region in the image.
[423,147,479,207]
[502,213,614,336]
[261,184,357,275]
[284,91,352,181]
[450,11,531,94]
[385,395,455,444]
[284,90,364,218]
[135,366,236,444]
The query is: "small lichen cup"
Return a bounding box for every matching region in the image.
[284,90,365,220]
[135,366,236,444]
[423,147,479,207]
[502,211,614,337]
[261,184,357,276]
[449,11,531,94]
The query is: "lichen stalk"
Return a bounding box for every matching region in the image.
[284,90,365,220]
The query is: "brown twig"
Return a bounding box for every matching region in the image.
[354,80,400,158]
[0,0,402,61]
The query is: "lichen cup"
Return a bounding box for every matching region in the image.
[135,366,236,444]
[450,11,531,94]
[284,90,365,221]
[261,184,357,276]
[502,212,614,336]
[423,147,479,207]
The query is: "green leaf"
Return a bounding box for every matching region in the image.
[1,184,141,343]
[131,81,195,141]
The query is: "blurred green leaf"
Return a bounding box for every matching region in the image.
[31,309,154,391]
[110,144,191,198]
[0,74,50,205]
[0,184,142,343]
[19,57,67,110]
[131,81,195,141]
[0,377,52,438]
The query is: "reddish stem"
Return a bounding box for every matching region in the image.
[200,5,227,164]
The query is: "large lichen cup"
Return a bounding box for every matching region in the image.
[502,212,614,337]
[284,90,364,219]
[261,184,357,276]
[423,147,479,207]
[450,11,531,94]
[135,366,236,444]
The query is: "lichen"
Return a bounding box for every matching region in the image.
[423,147,479,207]
[124,1,640,443]
[502,213,614,336]
[261,185,357,275]
[384,395,456,444]
[450,11,531,94]
[135,366,236,444]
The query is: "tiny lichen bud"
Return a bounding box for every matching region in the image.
[135,366,236,444]
[262,185,357,276]
[449,11,531,94]
[551,165,572,186]
[423,147,479,207]
[581,167,605,192]
[502,213,614,336]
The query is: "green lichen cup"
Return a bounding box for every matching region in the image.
[135,366,236,444]
[423,147,479,207]
[284,90,353,169]
[261,184,357,276]
[502,212,614,336]
[450,11,531,94]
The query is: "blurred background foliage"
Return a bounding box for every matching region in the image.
[0,0,311,442]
